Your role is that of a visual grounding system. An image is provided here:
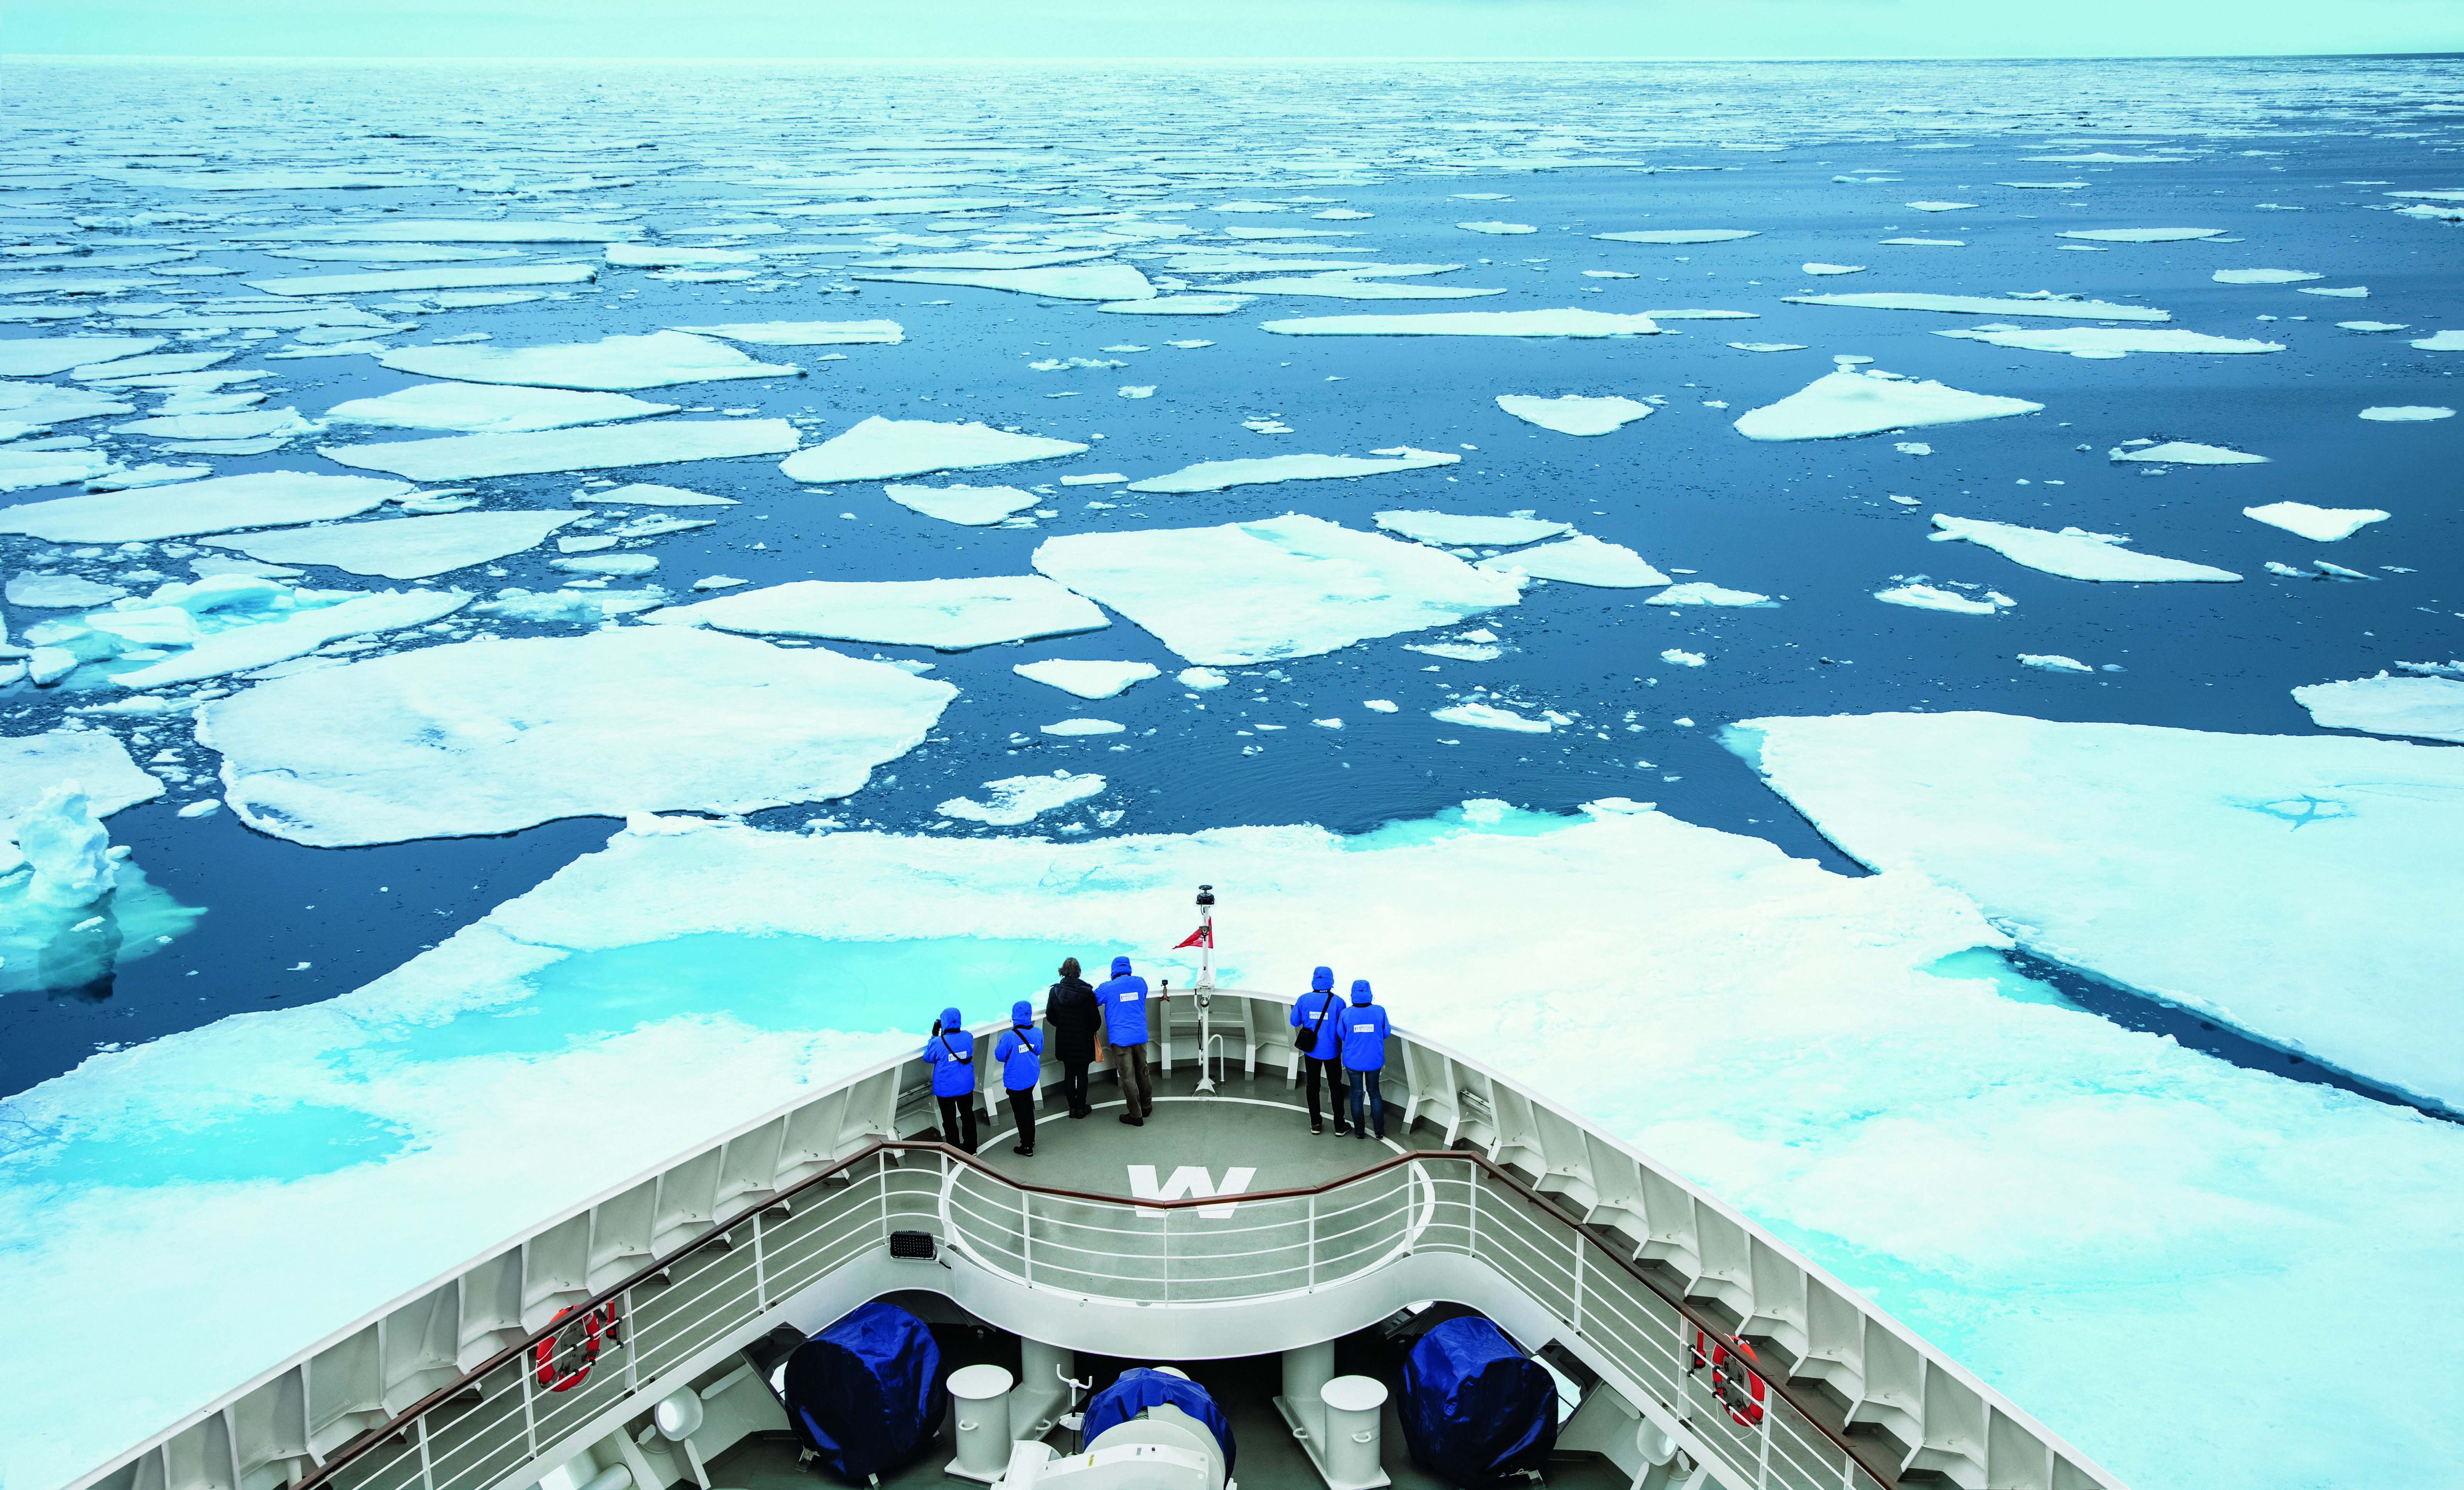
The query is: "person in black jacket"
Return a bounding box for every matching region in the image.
[1044,957,1102,1119]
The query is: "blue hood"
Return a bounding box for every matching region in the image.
[940,1005,963,1029]
[1312,965,1334,992]
[1350,979,1373,1005]
[1011,999,1033,1025]
[1111,955,1132,977]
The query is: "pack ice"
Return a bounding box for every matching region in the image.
[781,417,1088,484]
[2291,674,2464,744]
[1727,710,2464,1110]
[196,629,955,846]
[1127,447,1459,493]
[649,577,1107,650]
[378,332,797,390]
[1734,369,2043,441]
[1931,515,2239,582]
[1494,395,1655,435]
[1031,514,1523,665]
[321,419,799,481]
[0,472,413,543]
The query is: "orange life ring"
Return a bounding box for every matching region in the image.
[1689,1326,1766,1428]
[533,1303,614,1392]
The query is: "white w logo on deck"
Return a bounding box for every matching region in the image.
[1126,1164,1256,1221]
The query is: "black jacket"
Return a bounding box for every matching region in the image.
[1045,976,1102,1061]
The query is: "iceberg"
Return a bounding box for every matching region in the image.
[850,264,1155,300]
[1494,395,1654,435]
[1374,511,1571,547]
[2111,441,2267,464]
[885,482,1039,526]
[0,730,160,819]
[1012,659,1160,699]
[377,331,798,390]
[2242,503,2388,542]
[935,771,1107,826]
[197,628,955,846]
[1781,292,2170,321]
[1930,515,2240,582]
[320,418,799,481]
[1262,309,1664,338]
[1728,710,2464,1110]
[0,471,412,543]
[244,264,597,297]
[1476,536,1670,588]
[1126,447,1459,493]
[649,576,1107,651]
[781,416,1088,484]
[2291,674,2464,744]
[0,781,200,996]
[323,383,680,434]
[1031,513,1522,666]
[671,320,904,345]
[197,511,579,579]
[1592,229,1759,243]
[1734,369,2042,441]
[1933,326,2282,358]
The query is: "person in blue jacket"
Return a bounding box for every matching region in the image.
[923,1006,979,1154]
[1097,955,1154,1126]
[1290,966,1349,1136]
[1339,980,1391,1142]
[994,999,1045,1157]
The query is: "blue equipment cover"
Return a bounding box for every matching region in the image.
[1082,1368,1236,1473]
[780,1302,947,1484]
[1398,1316,1559,1488]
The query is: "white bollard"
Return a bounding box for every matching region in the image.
[1281,1341,1335,1448]
[946,1364,1017,1484]
[1320,1375,1389,1490]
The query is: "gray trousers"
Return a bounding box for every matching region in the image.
[1116,1043,1154,1116]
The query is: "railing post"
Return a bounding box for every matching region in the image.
[518,1355,540,1461]
[752,1211,769,1308]
[1307,1192,1317,1290]
[621,1287,639,1396]
[1162,1207,1172,1304]
[1573,1229,1587,1335]
[413,1412,435,1490]
[1756,1389,1773,1490]
[1020,1188,1033,1287]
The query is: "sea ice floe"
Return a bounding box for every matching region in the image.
[378,331,798,391]
[2055,227,2227,242]
[320,419,799,480]
[885,482,1039,526]
[1456,221,1536,234]
[605,246,757,268]
[109,586,471,689]
[1374,511,1570,547]
[197,511,579,579]
[2337,321,2406,331]
[2356,406,2452,422]
[1727,342,1808,352]
[1177,667,1229,690]
[1646,582,1774,607]
[7,574,128,609]
[1660,649,1706,666]
[1126,447,1458,493]
[323,383,680,434]
[198,628,954,847]
[1728,709,2464,1108]
[0,450,121,493]
[2018,654,2093,673]
[2291,673,2464,745]
[1930,515,2240,582]
[0,337,166,377]
[671,320,904,345]
[1476,536,1670,589]
[2410,330,2464,351]
[244,264,597,297]
[251,219,638,243]
[1494,395,1654,436]
[851,264,1155,300]
[1031,513,1522,666]
[1430,701,1551,732]
[2109,441,2267,464]
[1012,659,1161,699]
[1040,718,1124,736]
[935,771,1107,826]
[2212,268,2323,284]
[2242,503,2390,542]
[579,482,738,506]
[780,416,1088,484]
[0,471,412,543]
[1879,237,1963,246]
[1593,229,1759,244]
[1905,201,1975,211]
[1733,369,2042,441]
[1216,277,1503,300]
[0,729,161,819]
[1801,263,1865,275]
[1781,292,2170,321]
[1097,296,1252,315]
[1933,326,2282,358]
[1260,309,1665,338]
[110,409,316,442]
[1874,582,2016,615]
[2295,287,2367,298]
[649,576,1107,651]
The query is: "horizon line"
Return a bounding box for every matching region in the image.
[7,49,2462,63]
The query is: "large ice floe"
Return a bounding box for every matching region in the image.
[2242,502,2389,542]
[1494,394,1655,435]
[195,628,954,846]
[780,416,1088,484]
[8,806,2463,1490]
[36,576,472,690]
[1126,447,1459,493]
[1031,513,1522,664]
[1733,369,2043,441]
[1929,515,2240,582]
[1780,292,2171,321]
[1260,309,1665,337]
[322,382,680,434]
[648,576,1107,650]
[376,331,798,390]
[2291,673,2464,744]
[196,511,578,579]
[1727,710,2464,1110]
[320,419,800,480]
[1933,326,2282,358]
[0,472,412,543]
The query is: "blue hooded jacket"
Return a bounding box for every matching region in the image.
[1289,965,1345,1061]
[923,1006,976,1097]
[1096,955,1150,1046]
[1339,980,1389,1071]
[994,999,1044,1091]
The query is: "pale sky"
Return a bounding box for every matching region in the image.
[10,0,2463,59]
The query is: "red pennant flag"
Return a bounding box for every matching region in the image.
[1174,923,1213,949]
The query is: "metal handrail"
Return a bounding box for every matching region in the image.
[292,1138,1894,1490]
